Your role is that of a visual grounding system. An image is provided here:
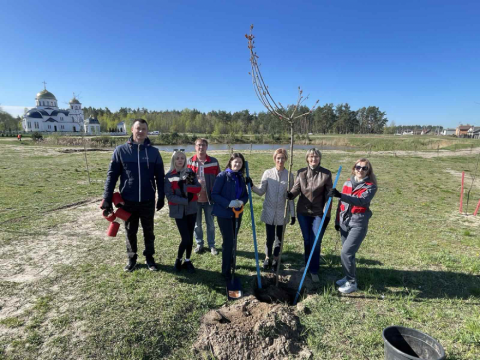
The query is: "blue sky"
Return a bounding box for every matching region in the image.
[1,0,479,128]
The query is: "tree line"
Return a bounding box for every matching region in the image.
[82,103,391,135]
[0,107,21,133]
[2,104,446,136]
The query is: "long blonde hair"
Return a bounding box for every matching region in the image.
[168,151,187,177]
[351,158,377,185]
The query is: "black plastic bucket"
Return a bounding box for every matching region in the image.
[382,326,445,360]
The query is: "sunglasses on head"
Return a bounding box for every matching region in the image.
[355,165,368,171]
[173,148,185,152]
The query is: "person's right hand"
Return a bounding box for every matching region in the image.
[286,191,294,200]
[100,199,113,214]
[245,176,253,187]
[229,200,240,208]
[335,224,340,232]
[327,188,342,198]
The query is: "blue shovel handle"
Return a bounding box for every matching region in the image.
[246,161,262,289]
[294,166,342,305]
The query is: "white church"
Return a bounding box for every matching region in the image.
[22,86,100,134]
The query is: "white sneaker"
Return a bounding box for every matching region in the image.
[336,277,348,286]
[310,273,320,283]
[338,281,358,294]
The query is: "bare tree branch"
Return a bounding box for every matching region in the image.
[246,24,319,286]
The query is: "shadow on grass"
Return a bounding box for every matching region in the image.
[303,255,480,302]
[233,253,479,302]
[142,263,248,297]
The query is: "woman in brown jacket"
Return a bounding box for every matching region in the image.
[287,148,332,282]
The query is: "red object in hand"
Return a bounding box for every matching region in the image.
[103,210,117,222]
[112,192,125,208]
[107,221,120,237]
[115,208,131,221]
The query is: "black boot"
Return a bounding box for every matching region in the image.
[174,259,182,272]
[271,258,279,272]
[145,256,159,271]
[124,255,137,272]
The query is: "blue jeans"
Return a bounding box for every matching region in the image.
[195,202,215,247]
[297,213,330,275]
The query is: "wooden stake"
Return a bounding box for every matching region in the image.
[473,198,480,216]
[459,171,464,213]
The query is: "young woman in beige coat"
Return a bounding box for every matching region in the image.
[246,148,295,271]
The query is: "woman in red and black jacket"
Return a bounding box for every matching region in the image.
[165,150,201,273]
[329,158,377,294]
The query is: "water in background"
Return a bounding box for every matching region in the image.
[155,143,356,152]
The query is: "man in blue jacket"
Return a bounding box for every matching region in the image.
[101,119,165,272]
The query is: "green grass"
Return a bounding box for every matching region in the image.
[0,142,479,359]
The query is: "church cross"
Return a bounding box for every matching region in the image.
[42,81,47,90]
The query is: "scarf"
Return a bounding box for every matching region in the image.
[351,175,369,190]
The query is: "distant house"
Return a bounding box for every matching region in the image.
[441,128,456,136]
[402,130,413,135]
[421,128,431,135]
[84,116,101,134]
[456,125,471,137]
[467,126,480,139]
[117,121,127,134]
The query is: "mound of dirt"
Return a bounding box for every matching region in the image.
[192,295,312,360]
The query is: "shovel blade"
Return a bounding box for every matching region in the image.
[226,277,243,300]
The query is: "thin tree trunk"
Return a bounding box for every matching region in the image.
[275,122,294,286]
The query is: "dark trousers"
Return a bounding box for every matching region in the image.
[175,213,196,259]
[265,224,283,258]
[297,213,330,275]
[217,216,242,280]
[123,199,156,260]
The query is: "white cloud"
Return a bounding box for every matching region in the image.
[0,106,33,117]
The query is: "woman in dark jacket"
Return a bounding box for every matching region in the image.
[211,153,249,281]
[287,148,332,282]
[329,158,377,294]
[165,150,201,273]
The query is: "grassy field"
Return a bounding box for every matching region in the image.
[0,142,479,359]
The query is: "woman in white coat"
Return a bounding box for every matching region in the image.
[246,148,295,271]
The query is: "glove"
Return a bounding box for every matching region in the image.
[188,193,194,202]
[229,200,242,208]
[156,198,164,211]
[100,199,113,214]
[290,217,296,226]
[286,191,294,200]
[185,171,195,184]
[335,224,340,231]
[245,176,253,187]
[327,188,342,198]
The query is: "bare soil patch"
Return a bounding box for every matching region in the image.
[193,295,312,360]
[192,272,319,359]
